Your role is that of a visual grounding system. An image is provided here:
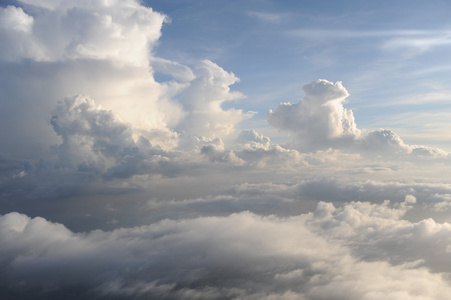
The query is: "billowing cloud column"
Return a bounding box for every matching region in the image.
[175,60,254,142]
[268,79,448,157]
[0,1,179,158]
[268,79,360,151]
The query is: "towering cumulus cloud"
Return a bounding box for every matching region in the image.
[0,0,251,158]
[268,79,448,157]
[1,1,451,299]
[0,0,176,157]
[268,79,360,151]
[175,60,253,140]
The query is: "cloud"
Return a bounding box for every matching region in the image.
[268,79,449,158]
[0,5,35,61]
[151,57,196,82]
[358,129,411,154]
[49,94,183,180]
[247,11,290,24]
[411,145,449,158]
[200,138,245,165]
[382,33,451,54]
[0,1,167,65]
[287,29,451,56]
[0,1,181,159]
[0,95,187,209]
[175,60,254,141]
[2,198,451,299]
[235,129,271,150]
[0,1,255,160]
[268,79,360,151]
[0,5,33,33]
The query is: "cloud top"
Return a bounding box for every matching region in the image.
[0,1,167,65]
[268,79,360,151]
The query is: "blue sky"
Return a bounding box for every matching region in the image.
[149,0,451,149]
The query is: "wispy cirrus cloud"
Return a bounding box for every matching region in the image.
[287,28,451,55]
[247,11,291,24]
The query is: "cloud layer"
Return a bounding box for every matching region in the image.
[2,198,451,299]
[1,1,451,299]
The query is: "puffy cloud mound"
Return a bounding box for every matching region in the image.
[0,0,179,158]
[2,198,451,299]
[358,129,411,154]
[51,96,137,170]
[235,129,271,149]
[175,60,254,141]
[268,79,448,158]
[0,0,258,160]
[268,79,360,151]
[0,0,167,65]
[50,95,179,179]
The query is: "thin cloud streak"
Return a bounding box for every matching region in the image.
[287,29,451,39]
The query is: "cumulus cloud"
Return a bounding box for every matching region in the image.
[268,79,360,151]
[175,60,254,141]
[0,0,181,159]
[268,79,448,158]
[49,94,183,180]
[0,0,167,64]
[0,1,256,158]
[358,129,411,154]
[2,198,451,299]
[200,138,245,165]
[235,129,271,150]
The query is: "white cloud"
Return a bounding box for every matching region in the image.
[1,0,167,65]
[268,79,449,158]
[175,60,254,141]
[0,6,33,33]
[0,1,181,159]
[235,129,271,150]
[2,198,451,299]
[268,79,360,151]
[151,57,196,82]
[0,5,37,61]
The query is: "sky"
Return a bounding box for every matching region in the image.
[1,0,451,299]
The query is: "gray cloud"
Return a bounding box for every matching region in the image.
[2,198,451,299]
